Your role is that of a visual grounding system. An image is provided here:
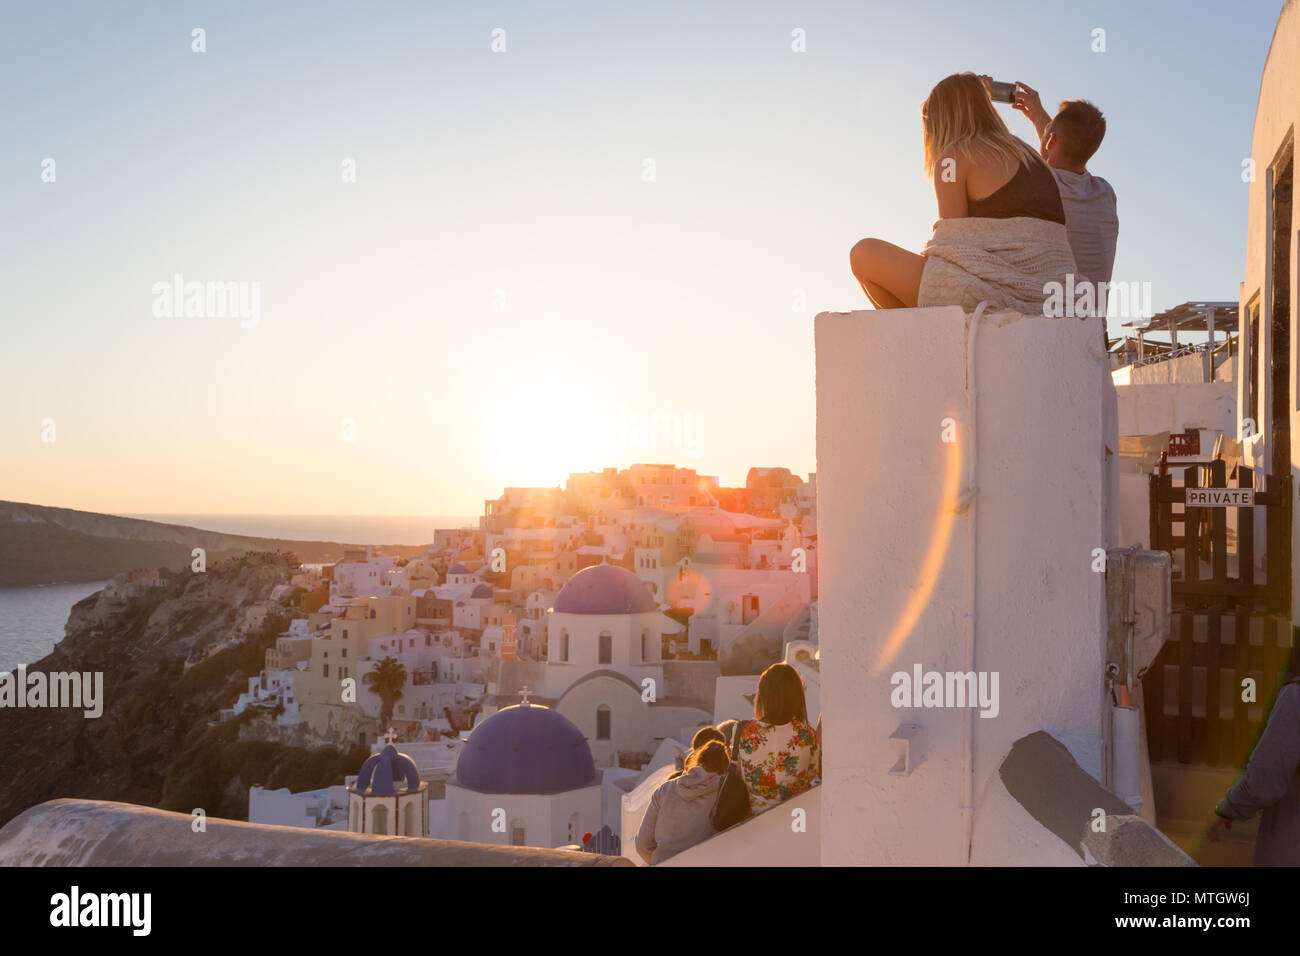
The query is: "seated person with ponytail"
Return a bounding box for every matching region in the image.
[636,741,731,864]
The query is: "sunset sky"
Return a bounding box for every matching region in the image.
[1,1,1282,517]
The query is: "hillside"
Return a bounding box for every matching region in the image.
[0,500,425,586]
[0,552,366,828]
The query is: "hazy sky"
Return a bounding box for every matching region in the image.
[1,1,1283,517]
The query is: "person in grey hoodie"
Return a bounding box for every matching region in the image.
[1212,677,1300,865]
[636,741,728,865]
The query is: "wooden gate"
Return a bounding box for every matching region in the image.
[1145,458,1295,765]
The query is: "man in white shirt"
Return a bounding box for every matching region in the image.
[984,78,1121,545]
[1010,83,1119,313]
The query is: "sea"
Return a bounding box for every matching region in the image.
[0,580,109,673]
[0,514,475,674]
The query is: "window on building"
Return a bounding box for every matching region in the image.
[372,805,389,835]
[596,705,611,740]
[640,630,648,661]
[560,629,570,662]
[510,821,527,846]
[599,632,612,665]
[342,647,347,658]
[323,663,329,678]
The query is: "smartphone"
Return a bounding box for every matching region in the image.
[989,80,1017,104]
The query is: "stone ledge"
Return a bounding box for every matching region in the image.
[999,732,1193,866]
[0,799,632,867]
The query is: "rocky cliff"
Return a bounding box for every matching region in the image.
[0,551,364,828]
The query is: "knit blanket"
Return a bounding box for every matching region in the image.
[917,215,1077,315]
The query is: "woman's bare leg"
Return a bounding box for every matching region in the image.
[850,238,925,309]
[860,280,905,309]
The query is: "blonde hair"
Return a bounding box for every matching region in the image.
[921,72,1043,178]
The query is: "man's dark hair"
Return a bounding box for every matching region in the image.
[1053,99,1106,166]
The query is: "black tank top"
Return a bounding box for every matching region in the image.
[967,160,1065,224]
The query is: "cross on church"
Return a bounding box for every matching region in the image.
[384,726,398,745]
[519,685,532,705]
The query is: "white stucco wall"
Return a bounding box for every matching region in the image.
[443,783,602,849]
[659,785,820,867]
[1114,381,1236,437]
[553,675,706,765]
[815,306,1107,865]
[1240,0,1300,625]
[1115,352,1207,385]
[543,610,666,699]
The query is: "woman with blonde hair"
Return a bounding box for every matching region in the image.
[850,72,1075,313]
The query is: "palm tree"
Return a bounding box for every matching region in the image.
[363,656,407,731]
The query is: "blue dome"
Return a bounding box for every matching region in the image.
[553,564,657,615]
[353,745,422,796]
[470,583,493,599]
[455,703,596,795]
[448,563,469,574]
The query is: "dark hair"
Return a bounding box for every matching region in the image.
[691,726,726,750]
[754,662,808,725]
[1052,100,1106,166]
[687,740,730,775]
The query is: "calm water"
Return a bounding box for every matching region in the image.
[0,580,108,673]
[120,514,476,546]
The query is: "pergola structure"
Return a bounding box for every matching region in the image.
[1117,301,1239,381]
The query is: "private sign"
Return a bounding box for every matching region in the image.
[1185,488,1255,507]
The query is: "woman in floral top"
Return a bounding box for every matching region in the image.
[733,663,820,811]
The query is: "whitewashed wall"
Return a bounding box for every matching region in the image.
[1240,1,1300,625]
[1114,381,1235,437]
[815,306,1108,865]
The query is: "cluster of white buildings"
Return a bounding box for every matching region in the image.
[243,463,820,860]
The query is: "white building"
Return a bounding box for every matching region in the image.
[249,784,348,830]
[537,564,708,765]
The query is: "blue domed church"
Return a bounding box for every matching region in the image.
[346,744,429,837]
[444,699,603,848]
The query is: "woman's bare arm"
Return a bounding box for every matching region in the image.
[933,151,968,219]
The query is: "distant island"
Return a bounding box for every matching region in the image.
[0,501,428,587]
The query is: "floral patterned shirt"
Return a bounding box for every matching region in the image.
[735,718,820,811]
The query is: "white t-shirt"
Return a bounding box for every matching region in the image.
[1051,168,1118,289]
